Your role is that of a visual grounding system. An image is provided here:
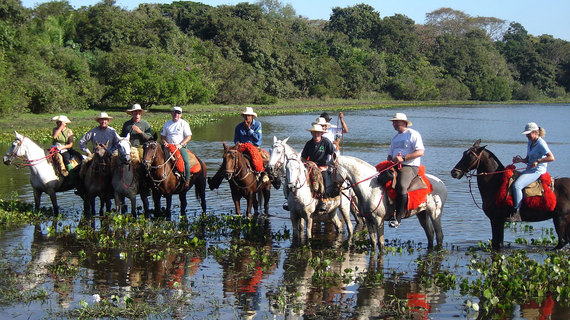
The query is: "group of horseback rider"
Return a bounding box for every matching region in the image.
[51,106,554,226]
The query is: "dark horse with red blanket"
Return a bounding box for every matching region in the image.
[142,140,207,217]
[451,140,570,249]
[222,142,271,218]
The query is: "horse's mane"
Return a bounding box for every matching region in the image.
[482,148,506,171]
[110,147,141,169]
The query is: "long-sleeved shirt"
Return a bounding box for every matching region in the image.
[79,126,120,154]
[120,119,152,146]
[301,138,335,167]
[234,119,262,146]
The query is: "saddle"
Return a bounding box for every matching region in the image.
[375,161,433,210]
[49,147,81,178]
[238,142,267,172]
[496,165,556,211]
[165,144,201,176]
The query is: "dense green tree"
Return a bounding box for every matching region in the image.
[326,4,380,44]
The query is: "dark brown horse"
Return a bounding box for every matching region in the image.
[222,142,271,218]
[142,140,207,217]
[82,142,113,215]
[451,139,570,249]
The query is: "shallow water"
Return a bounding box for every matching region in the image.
[1,104,570,319]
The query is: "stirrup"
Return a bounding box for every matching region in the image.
[389,220,400,228]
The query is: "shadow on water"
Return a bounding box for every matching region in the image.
[1,104,570,318]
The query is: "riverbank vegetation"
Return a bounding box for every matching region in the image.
[1,1,569,117]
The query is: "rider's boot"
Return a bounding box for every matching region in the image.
[317,197,327,213]
[389,194,408,228]
[506,207,521,222]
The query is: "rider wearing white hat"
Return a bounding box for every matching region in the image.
[79,112,120,157]
[387,112,424,228]
[121,103,152,147]
[52,115,76,175]
[316,112,349,150]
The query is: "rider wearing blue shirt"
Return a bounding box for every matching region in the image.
[509,122,555,222]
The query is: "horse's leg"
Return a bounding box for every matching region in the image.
[327,209,343,233]
[195,175,207,214]
[140,189,150,217]
[365,217,378,250]
[165,194,172,218]
[553,212,570,249]
[377,218,385,251]
[179,192,187,216]
[263,186,270,215]
[338,200,353,236]
[306,213,314,239]
[490,216,505,249]
[33,188,42,212]
[48,191,58,216]
[152,190,161,217]
[416,211,435,249]
[129,193,137,216]
[290,211,302,240]
[246,193,255,219]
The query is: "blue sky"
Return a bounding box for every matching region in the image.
[21,0,570,41]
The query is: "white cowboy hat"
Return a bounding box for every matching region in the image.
[126,103,147,115]
[312,117,331,126]
[172,106,182,113]
[240,107,257,117]
[521,122,539,134]
[94,112,113,121]
[306,124,327,133]
[389,112,412,126]
[52,115,71,124]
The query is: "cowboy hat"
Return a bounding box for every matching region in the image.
[94,112,113,121]
[521,122,539,134]
[389,112,412,126]
[240,107,257,117]
[306,124,327,133]
[312,117,331,126]
[320,112,332,122]
[126,103,147,115]
[52,115,71,124]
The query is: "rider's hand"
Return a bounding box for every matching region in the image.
[513,155,523,163]
[132,126,142,134]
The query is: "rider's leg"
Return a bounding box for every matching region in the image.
[179,146,191,185]
[510,171,541,222]
[390,165,418,228]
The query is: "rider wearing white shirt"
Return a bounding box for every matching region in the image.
[160,106,192,187]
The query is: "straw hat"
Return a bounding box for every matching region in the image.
[389,112,412,126]
[94,112,113,121]
[52,115,71,124]
[521,122,539,134]
[306,124,327,133]
[126,103,147,115]
[312,117,331,126]
[241,107,257,117]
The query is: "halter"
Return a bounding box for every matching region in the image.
[286,157,318,208]
[143,141,177,184]
[6,136,59,167]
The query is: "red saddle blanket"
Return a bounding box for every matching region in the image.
[375,161,433,210]
[495,165,556,211]
[166,144,201,175]
[238,142,267,172]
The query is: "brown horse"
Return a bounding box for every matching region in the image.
[451,139,570,249]
[142,140,207,217]
[222,142,271,218]
[82,142,113,215]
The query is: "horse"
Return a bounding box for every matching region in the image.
[222,142,271,218]
[3,131,83,215]
[284,154,353,240]
[82,142,113,215]
[336,155,447,251]
[111,134,150,216]
[142,140,207,217]
[451,139,570,250]
[267,136,363,226]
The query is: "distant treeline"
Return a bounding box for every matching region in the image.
[1,0,569,114]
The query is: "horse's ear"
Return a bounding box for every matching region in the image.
[273,136,277,143]
[125,133,130,141]
[283,137,289,145]
[14,131,23,140]
[473,139,481,148]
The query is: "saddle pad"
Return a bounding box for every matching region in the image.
[305,161,325,196]
[239,142,265,172]
[166,145,201,175]
[495,165,556,211]
[376,161,433,210]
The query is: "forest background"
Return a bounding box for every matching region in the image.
[1,0,570,116]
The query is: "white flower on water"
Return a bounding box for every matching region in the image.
[92,294,101,303]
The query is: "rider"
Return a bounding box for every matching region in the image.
[509,122,555,222]
[209,107,270,190]
[121,103,152,158]
[301,123,335,213]
[318,112,348,150]
[387,113,424,228]
[79,112,120,157]
[160,106,193,188]
[51,115,76,176]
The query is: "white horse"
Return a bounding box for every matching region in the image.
[336,155,447,250]
[3,131,83,215]
[112,134,150,215]
[285,154,353,240]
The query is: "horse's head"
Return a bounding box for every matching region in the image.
[285,155,304,190]
[267,136,290,176]
[92,142,111,175]
[142,140,160,171]
[3,131,25,165]
[117,135,132,164]
[451,139,487,179]
[222,143,241,180]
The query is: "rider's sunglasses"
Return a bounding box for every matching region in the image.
[173,111,182,114]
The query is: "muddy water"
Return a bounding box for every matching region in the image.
[1,104,570,319]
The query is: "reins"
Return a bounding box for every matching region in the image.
[8,137,59,168]
[144,142,177,185]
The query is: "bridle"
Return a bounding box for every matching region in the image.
[92,144,111,175]
[224,147,257,189]
[143,141,176,184]
[6,137,58,167]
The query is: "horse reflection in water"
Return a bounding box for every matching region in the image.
[81,142,113,215]
[2,131,84,215]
